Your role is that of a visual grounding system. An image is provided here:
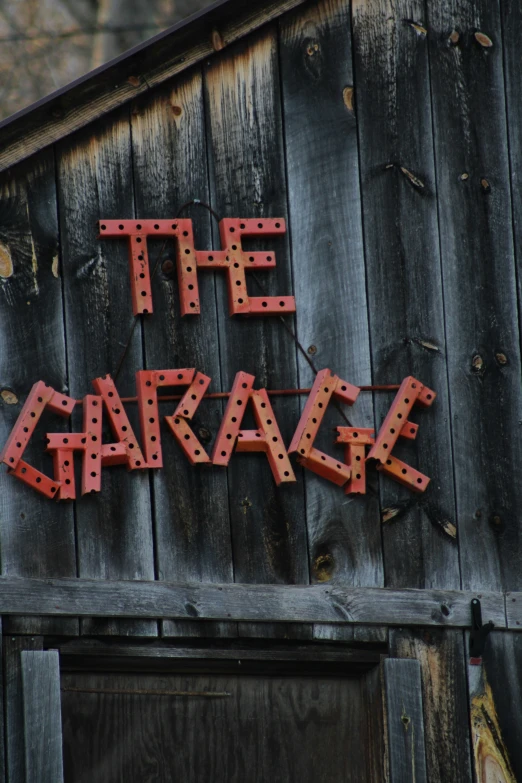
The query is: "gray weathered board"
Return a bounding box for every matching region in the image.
[0,577,507,627]
[384,658,427,782]
[20,651,64,783]
[1,0,522,640]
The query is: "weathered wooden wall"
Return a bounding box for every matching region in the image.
[1,0,522,779]
[4,0,522,608]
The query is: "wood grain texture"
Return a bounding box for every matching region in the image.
[467,634,519,782]
[130,69,235,639]
[0,621,6,783]
[500,0,522,592]
[57,639,382,665]
[0,577,506,626]
[56,109,156,637]
[61,669,370,782]
[426,0,522,591]
[384,658,427,782]
[4,636,43,783]
[351,0,459,589]
[0,150,77,636]
[390,628,472,782]
[204,27,310,639]
[364,662,386,783]
[505,593,522,629]
[0,0,311,174]
[21,651,64,783]
[279,0,382,644]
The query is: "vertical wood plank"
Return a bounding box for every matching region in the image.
[279,0,382,642]
[4,636,43,783]
[384,658,427,783]
[427,0,522,591]
[0,622,6,783]
[21,651,63,783]
[390,628,473,782]
[0,150,77,636]
[351,0,459,589]
[204,27,311,639]
[364,661,386,783]
[501,0,522,594]
[467,632,520,781]
[130,70,236,639]
[56,109,156,636]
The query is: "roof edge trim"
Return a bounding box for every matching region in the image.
[0,0,308,174]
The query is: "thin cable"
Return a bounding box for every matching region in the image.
[176,199,222,225]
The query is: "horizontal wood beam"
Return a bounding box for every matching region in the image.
[57,640,382,665]
[0,578,507,629]
[0,0,309,174]
[505,592,522,629]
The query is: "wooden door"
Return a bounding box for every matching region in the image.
[60,662,379,782]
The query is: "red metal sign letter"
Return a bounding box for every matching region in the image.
[367,376,435,492]
[99,219,199,316]
[289,369,359,487]
[212,372,295,484]
[0,381,75,498]
[196,218,296,316]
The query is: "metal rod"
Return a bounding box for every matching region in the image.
[75,385,400,404]
[61,687,231,697]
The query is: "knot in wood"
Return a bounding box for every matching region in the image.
[343,87,354,112]
[0,388,18,405]
[475,31,493,48]
[471,354,484,372]
[449,29,460,46]
[313,552,334,582]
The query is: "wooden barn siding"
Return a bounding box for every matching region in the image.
[279,0,382,645]
[0,1,522,778]
[130,68,235,640]
[0,0,521,626]
[56,111,156,638]
[352,0,459,591]
[203,26,311,641]
[0,151,78,638]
